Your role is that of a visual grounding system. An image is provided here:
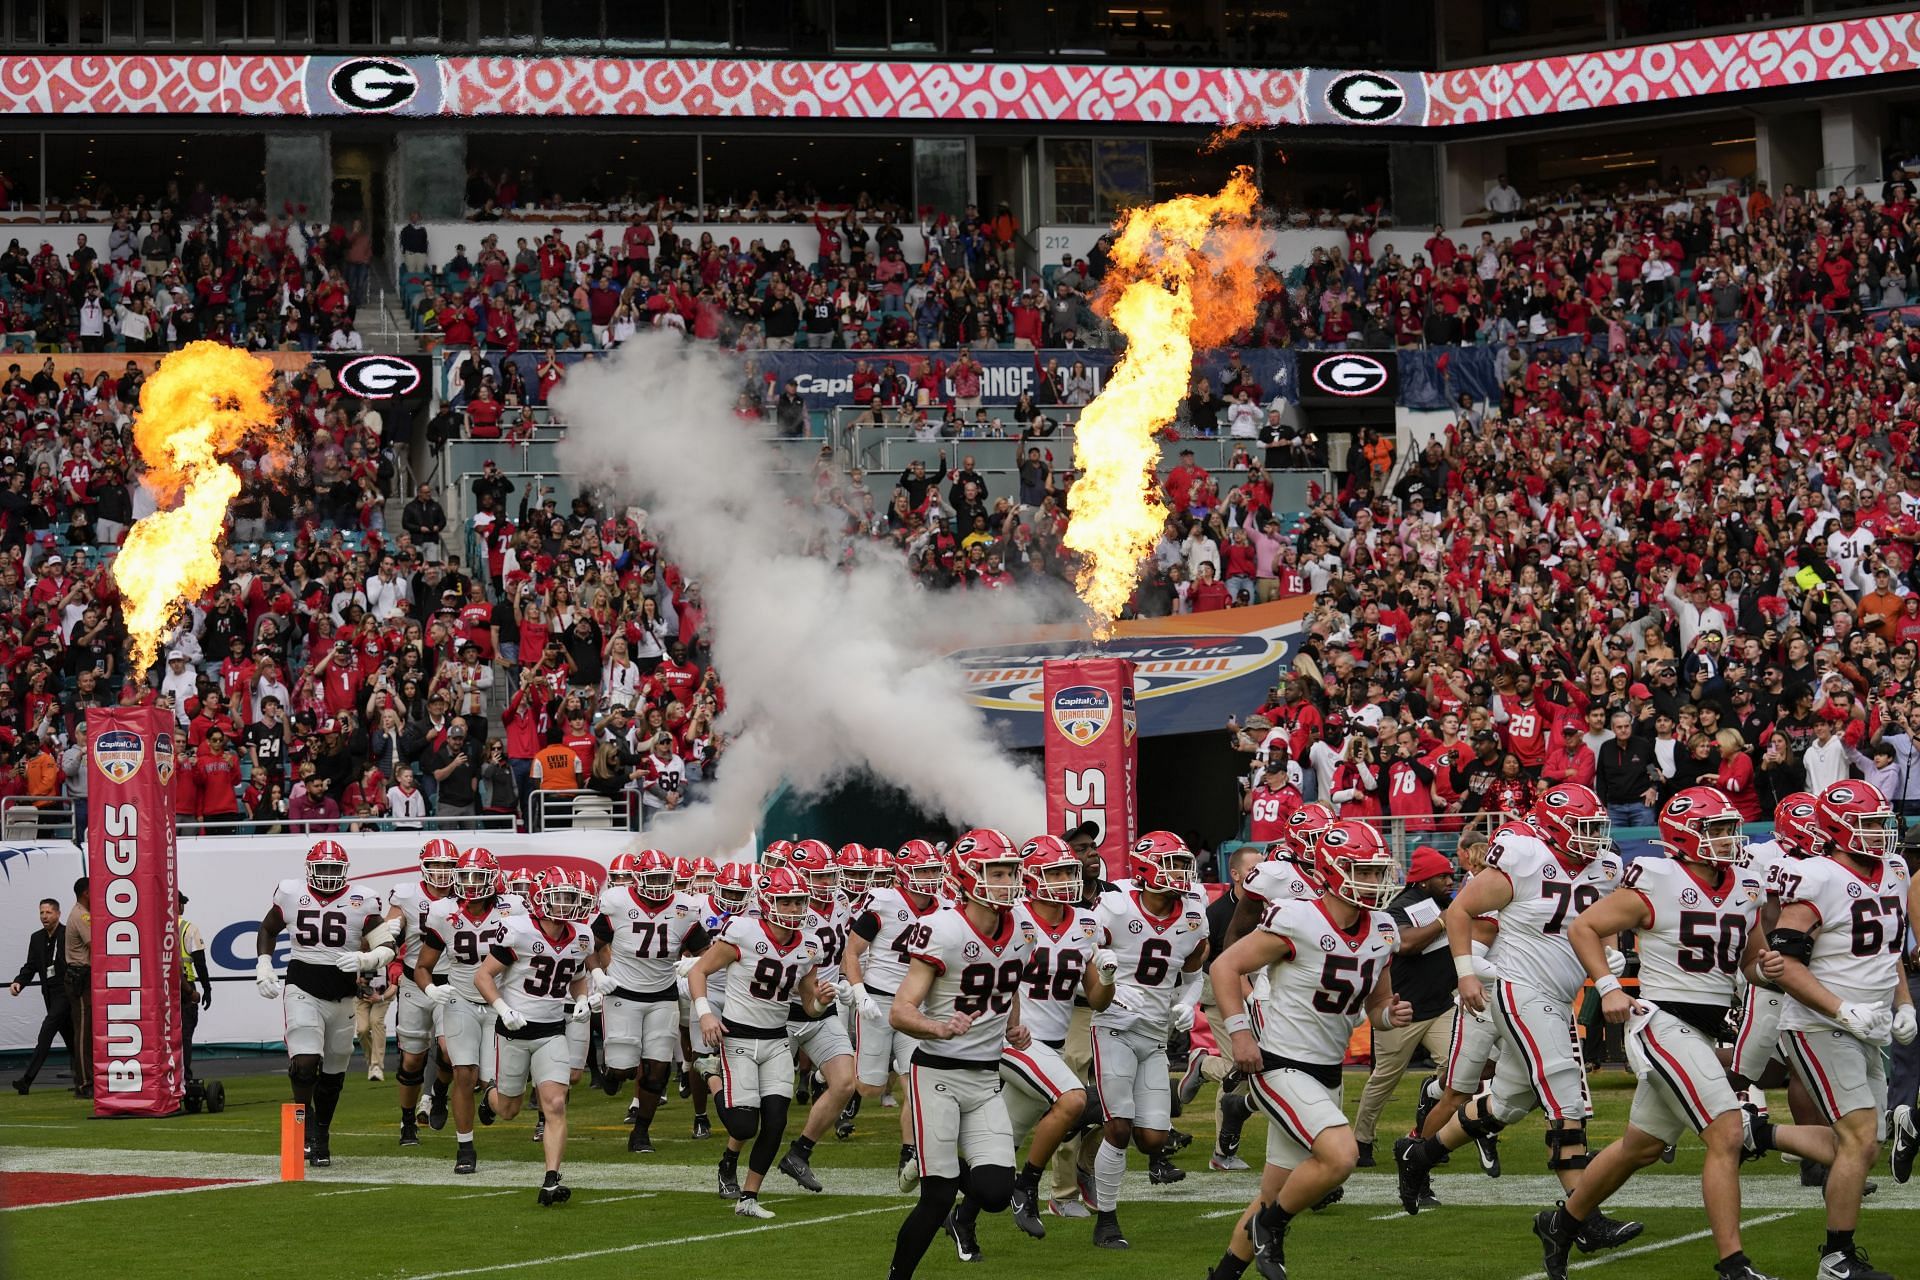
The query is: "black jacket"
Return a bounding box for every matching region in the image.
[1596,734,1659,806]
[12,923,65,992]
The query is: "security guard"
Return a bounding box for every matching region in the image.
[178,893,211,1082]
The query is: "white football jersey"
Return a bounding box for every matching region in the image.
[716,915,826,1031]
[853,886,945,997]
[1740,838,1799,898]
[1092,887,1210,1036]
[1011,900,1102,1044]
[1256,897,1398,1065]
[269,879,386,999]
[1778,855,1911,1035]
[492,914,593,1023]
[594,888,708,995]
[908,905,1036,1064]
[1244,856,1320,904]
[1482,831,1623,1004]
[388,880,453,972]
[1624,856,1764,1006]
[421,895,518,1002]
[802,898,852,989]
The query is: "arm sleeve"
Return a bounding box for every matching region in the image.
[850,911,882,943]
[591,915,614,946]
[488,945,517,966]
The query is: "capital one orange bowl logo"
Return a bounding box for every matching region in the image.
[1050,685,1113,746]
[154,731,176,786]
[94,729,144,784]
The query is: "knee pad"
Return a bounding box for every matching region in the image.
[1460,1094,1509,1141]
[1220,1092,1252,1129]
[638,1063,670,1097]
[966,1164,1017,1214]
[396,1067,425,1087]
[1545,1120,1591,1172]
[759,1094,791,1133]
[288,1058,320,1088]
[1073,1090,1105,1134]
[720,1106,760,1144]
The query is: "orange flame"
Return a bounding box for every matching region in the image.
[1063,168,1266,633]
[113,342,281,681]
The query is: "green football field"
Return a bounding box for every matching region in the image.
[3,1062,1917,1280]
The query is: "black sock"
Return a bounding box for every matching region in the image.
[433,1077,449,1103]
[1209,1252,1252,1280]
[312,1072,345,1130]
[1716,1251,1751,1276]
[1826,1229,1855,1256]
[955,1195,981,1226]
[1746,1114,1775,1155]
[1258,1203,1294,1236]
[719,1149,738,1172]
[400,1106,414,1125]
[1550,1206,1582,1242]
[899,1142,916,1164]
[791,1135,816,1159]
[1016,1162,1043,1192]
[1409,1136,1447,1168]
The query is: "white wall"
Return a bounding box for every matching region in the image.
[1029,218,1536,273]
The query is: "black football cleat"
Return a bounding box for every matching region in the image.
[537,1171,570,1206]
[1411,1074,1440,1135]
[1355,1140,1375,1168]
[306,1130,331,1168]
[779,1150,823,1192]
[1009,1186,1046,1239]
[1248,1205,1290,1280]
[1532,1209,1573,1280]
[1572,1213,1643,1253]
[1309,1186,1344,1212]
[1392,1138,1433,1216]
[717,1159,740,1200]
[1473,1131,1502,1177]
[1148,1153,1186,1184]
[627,1126,654,1154]
[477,1090,496,1127]
[399,1116,420,1147]
[428,1087,449,1132]
[1166,1127,1194,1153]
[692,1114,712,1140]
[454,1141,477,1175]
[1092,1210,1130,1250]
[945,1209,983,1263]
[1818,1247,1895,1280]
[1892,1105,1918,1184]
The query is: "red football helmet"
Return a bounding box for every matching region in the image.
[859,846,896,892]
[503,866,537,899]
[1129,830,1197,895]
[1314,820,1399,909]
[895,839,947,898]
[835,844,873,895]
[761,839,796,872]
[607,851,643,887]
[1021,834,1084,905]
[305,840,349,895]
[418,838,459,892]
[786,839,840,904]
[530,867,589,921]
[949,828,1025,907]
[687,856,720,894]
[711,861,755,915]
[1771,792,1821,858]
[1282,803,1335,864]
[757,866,812,930]
[631,849,678,902]
[671,857,696,890]
[1814,779,1898,862]
[453,848,498,898]
[1531,783,1611,862]
[567,868,601,913]
[1658,786,1747,864]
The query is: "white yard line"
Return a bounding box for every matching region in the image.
[448,1189,519,1200]
[313,1186,389,1197]
[402,1204,905,1279]
[583,1191,660,1205]
[1512,1213,1794,1280]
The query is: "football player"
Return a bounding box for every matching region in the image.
[688,865,836,1220]
[988,834,1113,1240]
[1762,780,1915,1280]
[1221,804,1332,947]
[1205,820,1409,1280]
[1397,785,1641,1254]
[1086,831,1211,1250]
[828,844,887,1139]
[1412,833,1505,1185]
[692,861,756,1184]
[885,829,1034,1276]
[254,841,394,1167]
[474,867,596,1206]
[380,838,459,1144]
[590,848,710,1153]
[844,839,946,1183]
[778,839,859,1193]
[415,848,519,1175]
[1534,787,1777,1280]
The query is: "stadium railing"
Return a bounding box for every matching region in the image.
[181,813,518,836]
[526,788,642,834]
[0,796,75,841]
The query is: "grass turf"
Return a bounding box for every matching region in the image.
[2,1063,1916,1279]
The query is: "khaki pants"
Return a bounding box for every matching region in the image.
[1255,577,1279,603]
[1049,1003,1097,1200]
[1351,1010,1457,1144]
[354,989,397,1077]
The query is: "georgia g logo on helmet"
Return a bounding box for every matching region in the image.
[1666,793,1694,816]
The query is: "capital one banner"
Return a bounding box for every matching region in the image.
[88,706,184,1118]
[1042,658,1138,878]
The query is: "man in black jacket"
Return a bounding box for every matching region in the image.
[401,484,447,559]
[8,897,70,1094]
[1595,710,1660,825]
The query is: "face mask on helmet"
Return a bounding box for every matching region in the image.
[761,890,810,929]
[1695,814,1747,864]
[420,844,458,891]
[963,858,1025,907]
[1328,852,1399,909]
[1027,860,1083,904]
[306,852,348,895]
[454,860,495,897]
[538,881,592,921]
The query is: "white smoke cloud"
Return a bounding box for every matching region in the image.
[552,334,1054,855]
